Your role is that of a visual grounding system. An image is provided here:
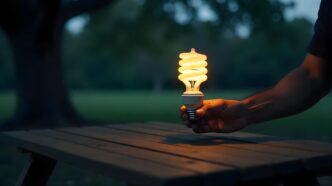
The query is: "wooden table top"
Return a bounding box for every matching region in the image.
[1,122,332,186]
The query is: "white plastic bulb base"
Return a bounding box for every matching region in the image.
[182,93,204,121]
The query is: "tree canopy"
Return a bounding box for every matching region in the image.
[0,0,313,91]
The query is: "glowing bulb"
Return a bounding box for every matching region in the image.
[178,48,208,120]
[178,48,208,94]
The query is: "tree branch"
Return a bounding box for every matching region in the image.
[61,0,114,21]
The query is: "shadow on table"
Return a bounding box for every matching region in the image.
[162,133,286,146]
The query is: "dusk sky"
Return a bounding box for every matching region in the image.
[284,0,320,22]
[66,0,322,34]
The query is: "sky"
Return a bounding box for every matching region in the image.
[66,0,322,34]
[283,0,321,22]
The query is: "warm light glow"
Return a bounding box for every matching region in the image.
[178,48,208,94]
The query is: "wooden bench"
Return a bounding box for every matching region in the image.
[1,122,332,186]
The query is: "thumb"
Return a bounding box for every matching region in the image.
[196,104,209,118]
[197,99,227,118]
[180,105,187,112]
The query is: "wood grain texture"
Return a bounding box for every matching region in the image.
[141,122,332,154]
[59,126,279,181]
[2,130,201,186]
[59,125,330,182]
[111,123,332,171]
[2,122,332,186]
[32,130,238,186]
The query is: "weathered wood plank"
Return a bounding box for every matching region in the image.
[32,130,238,186]
[59,126,305,181]
[144,122,332,154]
[131,122,332,170]
[2,131,201,186]
[108,124,331,171]
[3,123,331,186]
[108,125,304,162]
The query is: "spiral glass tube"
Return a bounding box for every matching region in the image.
[178,48,208,94]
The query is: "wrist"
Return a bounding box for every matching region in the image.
[240,98,254,126]
[241,96,275,125]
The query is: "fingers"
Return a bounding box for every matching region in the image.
[183,116,192,129]
[183,116,211,133]
[182,113,188,120]
[196,101,210,117]
[196,99,226,119]
[207,119,219,131]
[180,105,207,130]
[217,120,224,132]
[180,105,187,120]
[180,105,190,128]
[184,120,191,128]
[180,99,228,133]
[196,108,205,118]
[192,124,203,133]
[192,123,211,133]
[188,119,224,134]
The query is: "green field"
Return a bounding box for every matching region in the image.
[0,91,331,185]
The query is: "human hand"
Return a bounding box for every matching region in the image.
[180,99,249,133]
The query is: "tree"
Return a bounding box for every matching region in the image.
[66,0,294,90]
[0,0,296,130]
[0,0,114,130]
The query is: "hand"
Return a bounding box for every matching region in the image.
[180,99,249,133]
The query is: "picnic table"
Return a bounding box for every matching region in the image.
[1,122,332,186]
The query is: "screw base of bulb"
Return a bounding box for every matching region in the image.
[187,109,197,120]
[182,94,204,121]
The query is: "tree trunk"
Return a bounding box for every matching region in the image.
[0,0,115,130]
[1,7,82,130]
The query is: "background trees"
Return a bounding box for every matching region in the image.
[0,0,313,128]
[0,0,313,91]
[0,0,114,130]
[61,0,312,91]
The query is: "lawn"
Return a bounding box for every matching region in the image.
[0,90,331,185]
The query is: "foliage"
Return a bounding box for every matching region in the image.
[0,0,313,90]
[0,30,14,89]
[0,90,330,140]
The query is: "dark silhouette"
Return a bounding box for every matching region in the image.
[0,0,113,130]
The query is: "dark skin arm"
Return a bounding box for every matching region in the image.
[181,53,332,133]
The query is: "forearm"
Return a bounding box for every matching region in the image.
[242,56,331,124]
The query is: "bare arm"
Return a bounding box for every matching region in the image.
[181,53,332,133]
[243,53,332,124]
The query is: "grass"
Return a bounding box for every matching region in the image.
[73,90,331,140]
[0,90,331,185]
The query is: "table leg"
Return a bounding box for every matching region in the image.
[16,153,57,186]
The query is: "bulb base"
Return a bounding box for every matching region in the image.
[182,94,204,121]
[187,109,197,121]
